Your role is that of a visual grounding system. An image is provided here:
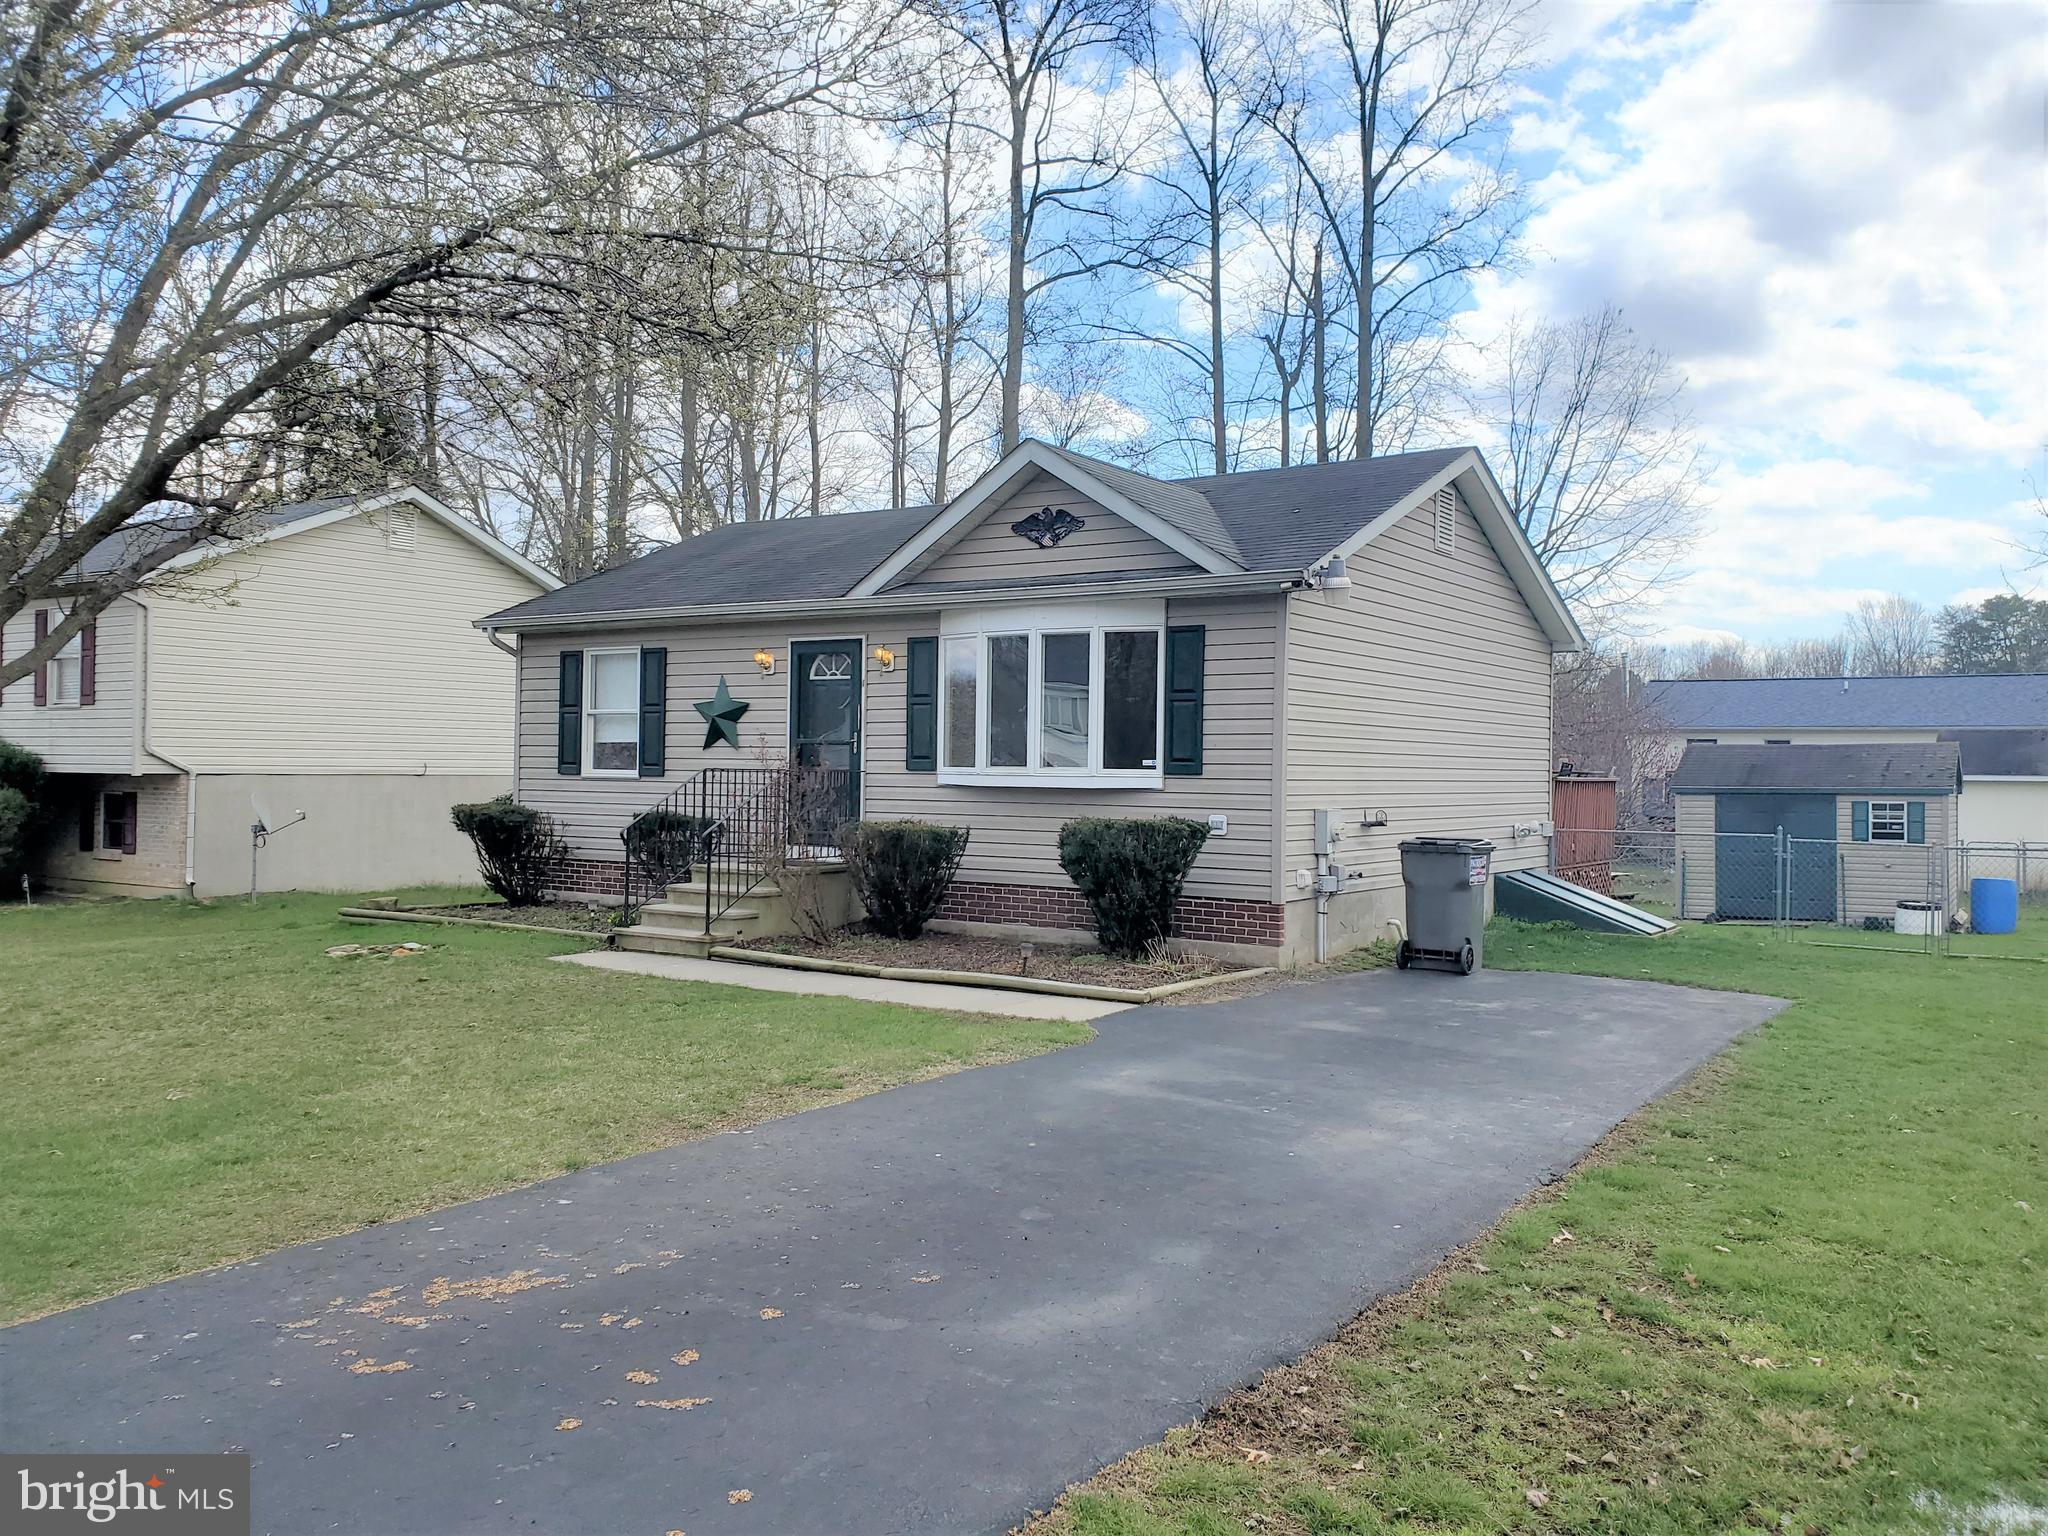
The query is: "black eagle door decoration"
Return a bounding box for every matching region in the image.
[1011,506,1086,547]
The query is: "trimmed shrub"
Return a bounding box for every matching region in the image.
[838,820,970,939]
[0,739,49,887]
[450,796,568,905]
[623,808,720,885]
[1057,816,1210,959]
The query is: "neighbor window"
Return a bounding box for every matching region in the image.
[101,791,137,855]
[584,648,641,774]
[49,633,81,706]
[937,601,1163,786]
[1868,800,1908,842]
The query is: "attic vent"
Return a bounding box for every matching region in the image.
[1433,487,1456,554]
[383,505,418,551]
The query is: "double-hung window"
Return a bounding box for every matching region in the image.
[1867,800,1908,842]
[583,648,642,775]
[939,600,1164,788]
[49,634,81,706]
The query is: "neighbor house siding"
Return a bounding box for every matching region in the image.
[1280,487,1553,908]
[137,508,536,773]
[0,597,144,773]
[514,592,1283,904]
[891,472,1199,589]
[1837,793,1953,924]
[1956,780,2048,887]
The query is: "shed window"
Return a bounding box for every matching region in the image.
[938,600,1164,788]
[1868,800,1907,842]
[583,648,641,775]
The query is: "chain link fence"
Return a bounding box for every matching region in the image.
[1552,829,2044,953]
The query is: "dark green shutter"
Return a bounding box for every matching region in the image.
[905,636,938,771]
[638,647,667,777]
[1164,624,1205,777]
[1851,799,1869,841]
[556,651,583,775]
[1907,801,1925,844]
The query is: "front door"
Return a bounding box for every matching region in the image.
[789,639,861,837]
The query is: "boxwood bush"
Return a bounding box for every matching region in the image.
[838,820,970,939]
[0,739,48,888]
[1057,816,1210,959]
[623,808,720,885]
[450,795,568,905]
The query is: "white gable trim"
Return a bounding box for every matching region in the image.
[1320,450,1585,652]
[848,439,1240,596]
[155,488,560,591]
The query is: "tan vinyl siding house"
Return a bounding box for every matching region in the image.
[5,489,555,897]
[484,439,1583,964]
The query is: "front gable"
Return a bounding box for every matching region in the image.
[885,471,1201,591]
[852,440,1240,597]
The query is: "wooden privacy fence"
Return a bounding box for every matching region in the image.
[1551,774,1617,892]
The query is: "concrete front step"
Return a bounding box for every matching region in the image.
[635,899,761,932]
[615,928,719,958]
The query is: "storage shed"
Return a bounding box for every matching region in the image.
[1670,742,1962,924]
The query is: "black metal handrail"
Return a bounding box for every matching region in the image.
[620,764,852,931]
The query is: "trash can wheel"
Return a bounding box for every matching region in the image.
[1395,939,1412,970]
[1457,941,1475,975]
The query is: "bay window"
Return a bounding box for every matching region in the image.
[938,600,1164,787]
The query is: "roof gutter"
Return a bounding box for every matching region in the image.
[476,568,1314,634]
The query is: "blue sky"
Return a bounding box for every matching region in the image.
[1466,0,2045,643]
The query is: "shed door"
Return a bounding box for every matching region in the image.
[1713,793,1837,921]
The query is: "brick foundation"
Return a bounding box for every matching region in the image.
[933,880,1285,950]
[546,856,627,899]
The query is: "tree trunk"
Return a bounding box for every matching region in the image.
[1206,110,1225,474]
[1310,242,1329,464]
[1000,94,1029,454]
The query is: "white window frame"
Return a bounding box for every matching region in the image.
[47,625,82,708]
[582,646,642,778]
[937,598,1166,790]
[1867,799,1908,843]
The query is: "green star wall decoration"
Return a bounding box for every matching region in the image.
[694,675,751,750]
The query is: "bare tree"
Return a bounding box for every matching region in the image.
[1489,306,1708,630]
[949,0,1180,454]
[1124,0,1263,473]
[1264,0,1532,459]
[1844,594,1939,676]
[0,0,913,687]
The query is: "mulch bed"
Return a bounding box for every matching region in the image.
[404,901,617,933]
[734,926,1250,990]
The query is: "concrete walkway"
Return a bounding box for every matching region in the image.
[558,946,1130,1020]
[1,967,1781,1536]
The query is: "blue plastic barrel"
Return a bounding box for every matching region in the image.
[1971,877,2019,935]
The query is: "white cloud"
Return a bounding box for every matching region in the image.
[1465,0,2047,640]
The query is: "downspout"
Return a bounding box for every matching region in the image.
[484,626,519,798]
[134,599,199,896]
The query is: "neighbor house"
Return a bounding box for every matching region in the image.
[1669,741,1962,925]
[1644,673,2047,881]
[478,439,1584,965]
[1,488,557,897]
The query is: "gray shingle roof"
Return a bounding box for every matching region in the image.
[1670,742,1962,795]
[1647,674,2048,730]
[1938,729,2048,777]
[484,442,1470,626]
[59,497,353,580]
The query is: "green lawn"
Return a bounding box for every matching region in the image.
[1046,920,2048,1536]
[0,891,1086,1323]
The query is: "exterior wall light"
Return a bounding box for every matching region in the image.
[753,648,776,676]
[871,645,896,672]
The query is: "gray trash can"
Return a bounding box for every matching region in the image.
[1396,838,1494,974]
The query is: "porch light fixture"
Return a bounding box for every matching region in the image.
[753,648,776,676]
[871,644,896,672]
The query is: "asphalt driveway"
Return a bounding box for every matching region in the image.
[1,966,1781,1535]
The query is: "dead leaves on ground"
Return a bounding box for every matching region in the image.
[671,1350,699,1367]
[345,1359,411,1375]
[637,1397,712,1411]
